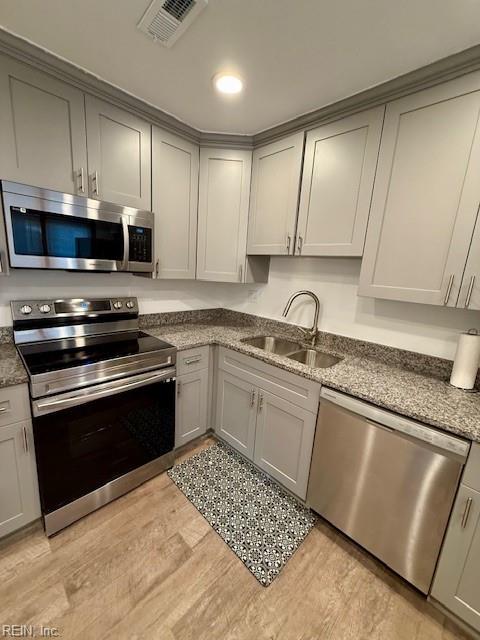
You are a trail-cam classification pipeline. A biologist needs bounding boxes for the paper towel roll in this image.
[450,329,480,390]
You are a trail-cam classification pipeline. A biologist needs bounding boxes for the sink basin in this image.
[240,335,302,355]
[288,349,342,369]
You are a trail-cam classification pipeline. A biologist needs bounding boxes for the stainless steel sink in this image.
[240,335,302,355]
[287,349,342,368]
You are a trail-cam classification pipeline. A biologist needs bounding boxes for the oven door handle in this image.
[33,368,176,416]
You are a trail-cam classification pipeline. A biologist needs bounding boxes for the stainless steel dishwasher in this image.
[307,388,470,594]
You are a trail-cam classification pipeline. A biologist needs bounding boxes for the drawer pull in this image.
[184,356,202,365]
[0,406,7,413]
[461,497,473,528]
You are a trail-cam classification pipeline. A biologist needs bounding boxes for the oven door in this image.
[3,191,126,271]
[31,368,176,518]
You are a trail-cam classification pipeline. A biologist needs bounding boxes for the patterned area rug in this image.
[168,441,317,586]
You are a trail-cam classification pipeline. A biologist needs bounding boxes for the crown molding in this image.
[253,44,480,146]
[1,27,480,150]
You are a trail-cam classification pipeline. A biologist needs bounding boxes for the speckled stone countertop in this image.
[145,319,480,444]
[0,341,28,388]
[1,308,479,444]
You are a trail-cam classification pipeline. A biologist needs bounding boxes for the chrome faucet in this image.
[282,290,320,346]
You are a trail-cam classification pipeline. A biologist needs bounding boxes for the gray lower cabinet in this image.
[215,348,320,499]
[0,54,88,195]
[215,369,257,458]
[85,95,151,209]
[431,484,480,633]
[175,346,210,447]
[253,389,317,498]
[359,72,480,306]
[0,383,40,538]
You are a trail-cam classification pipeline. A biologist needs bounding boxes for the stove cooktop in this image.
[18,331,173,376]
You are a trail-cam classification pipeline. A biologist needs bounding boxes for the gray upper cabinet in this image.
[197,147,252,282]
[359,74,480,306]
[152,127,199,279]
[0,55,88,195]
[247,132,304,255]
[458,213,480,310]
[296,107,384,256]
[85,96,151,209]
[431,444,480,634]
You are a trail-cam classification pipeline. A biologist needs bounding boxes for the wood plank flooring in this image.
[0,437,469,639]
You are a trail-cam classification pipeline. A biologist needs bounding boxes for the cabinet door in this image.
[247,133,304,255]
[152,127,199,279]
[458,213,480,310]
[297,107,384,256]
[0,55,87,195]
[0,420,40,538]
[85,96,151,209]
[359,78,480,306]
[253,390,316,499]
[175,368,208,448]
[431,485,480,632]
[215,370,257,459]
[197,148,252,282]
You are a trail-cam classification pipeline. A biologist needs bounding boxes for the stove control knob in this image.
[113,301,123,310]
[39,304,51,314]
[126,300,135,309]
[20,304,32,315]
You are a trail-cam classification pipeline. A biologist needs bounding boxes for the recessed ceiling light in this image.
[213,73,243,95]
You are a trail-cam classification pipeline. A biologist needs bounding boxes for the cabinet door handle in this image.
[92,171,99,196]
[286,234,291,254]
[184,356,201,365]
[238,264,243,282]
[78,167,85,193]
[444,274,454,305]
[22,426,29,453]
[297,235,303,255]
[0,253,3,274]
[177,381,182,397]
[250,389,256,407]
[465,275,476,308]
[0,406,7,413]
[258,392,264,412]
[461,497,473,528]
[155,259,159,277]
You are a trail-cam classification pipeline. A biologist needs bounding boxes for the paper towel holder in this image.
[449,328,480,392]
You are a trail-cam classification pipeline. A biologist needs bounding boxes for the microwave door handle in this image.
[122,217,129,270]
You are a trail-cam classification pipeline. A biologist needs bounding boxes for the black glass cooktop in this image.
[18,331,174,376]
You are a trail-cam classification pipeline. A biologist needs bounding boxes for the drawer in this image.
[0,384,31,427]
[177,346,210,376]
[217,347,320,413]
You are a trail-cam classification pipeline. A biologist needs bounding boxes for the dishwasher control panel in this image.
[320,388,470,458]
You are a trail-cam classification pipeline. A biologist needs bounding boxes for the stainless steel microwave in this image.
[0,181,154,273]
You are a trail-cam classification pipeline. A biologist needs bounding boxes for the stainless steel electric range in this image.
[12,297,177,536]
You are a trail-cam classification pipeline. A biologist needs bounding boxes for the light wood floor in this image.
[0,437,469,640]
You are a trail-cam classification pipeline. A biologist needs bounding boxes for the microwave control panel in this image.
[128,226,152,263]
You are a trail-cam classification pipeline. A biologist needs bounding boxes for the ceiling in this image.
[1,0,480,135]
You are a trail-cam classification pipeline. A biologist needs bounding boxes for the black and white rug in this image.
[168,441,317,586]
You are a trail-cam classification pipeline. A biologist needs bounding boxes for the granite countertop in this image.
[146,322,480,444]
[1,317,479,444]
[0,341,28,388]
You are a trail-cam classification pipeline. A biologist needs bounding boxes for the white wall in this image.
[224,257,480,360]
[0,270,230,326]
[2,258,479,360]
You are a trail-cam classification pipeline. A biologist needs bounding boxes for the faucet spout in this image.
[282,290,320,346]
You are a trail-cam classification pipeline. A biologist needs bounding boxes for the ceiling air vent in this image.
[137,0,207,47]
